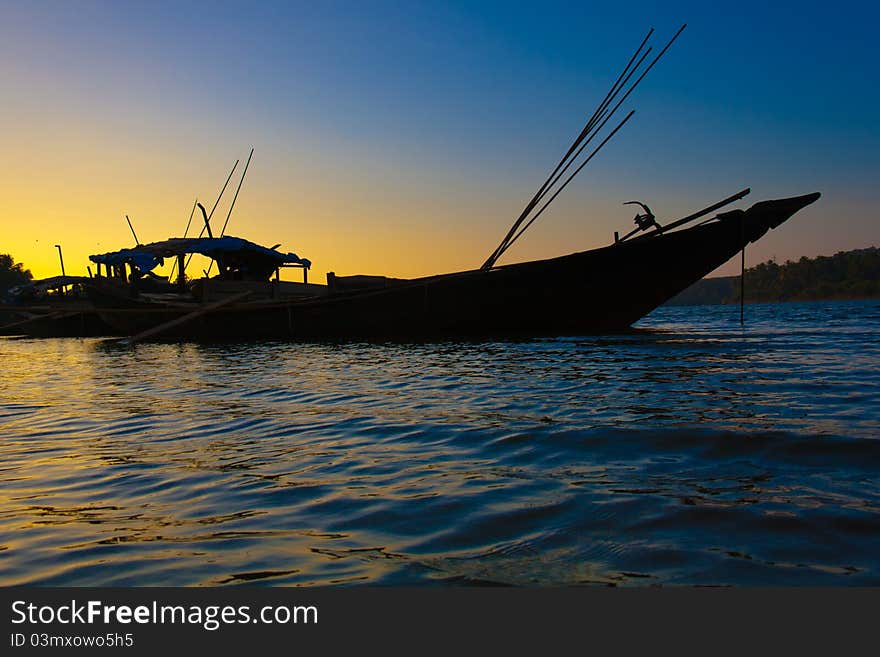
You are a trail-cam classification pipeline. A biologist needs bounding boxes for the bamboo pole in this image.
[183,160,239,275]
[483,25,686,269]
[531,46,652,208]
[205,148,255,276]
[0,311,71,332]
[124,291,251,344]
[220,148,254,238]
[481,28,655,270]
[503,110,637,254]
[125,215,140,245]
[623,188,751,243]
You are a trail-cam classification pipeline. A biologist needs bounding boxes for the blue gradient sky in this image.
[1,0,877,279]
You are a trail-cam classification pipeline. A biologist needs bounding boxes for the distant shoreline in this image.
[669,294,879,307]
[666,247,879,306]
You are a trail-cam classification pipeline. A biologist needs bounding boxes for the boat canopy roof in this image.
[89,236,311,273]
[7,275,91,297]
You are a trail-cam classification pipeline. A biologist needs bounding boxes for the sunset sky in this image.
[1,1,877,282]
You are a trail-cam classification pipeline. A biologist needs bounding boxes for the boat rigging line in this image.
[182,159,240,276]
[481,24,686,270]
[200,159,239,237]
[530,22,686,221]
[125,215,141,246]
[481,27,654,271]
[181,198,199,239]
[220,148,254,239]
[503,111,636,255]
[531,30,654,211]
[205,148,256,276]
[532,45,653,209]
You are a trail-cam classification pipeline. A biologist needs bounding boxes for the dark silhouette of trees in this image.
[738,248,880,302]
[668,247,880,305]
[0,254,33,294]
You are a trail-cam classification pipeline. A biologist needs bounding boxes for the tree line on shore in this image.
[668,247,880,305]
[0,254,32,295]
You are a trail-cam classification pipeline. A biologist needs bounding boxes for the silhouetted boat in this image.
[0,276,113,337]
[84,192,820,341]
[83,26,821,342]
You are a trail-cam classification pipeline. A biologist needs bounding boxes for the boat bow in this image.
[744,191,821,234]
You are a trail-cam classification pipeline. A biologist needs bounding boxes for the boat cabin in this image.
[89,236,319,300]
[90,237,310,283]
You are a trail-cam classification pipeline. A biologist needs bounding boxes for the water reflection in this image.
[0,300,878,585]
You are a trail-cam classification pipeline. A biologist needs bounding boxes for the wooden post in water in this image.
[740,214,745,325]
[740,246,745,325]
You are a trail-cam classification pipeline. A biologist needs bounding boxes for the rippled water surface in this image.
[1,300,878,586]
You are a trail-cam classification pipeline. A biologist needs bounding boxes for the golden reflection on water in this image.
[1,301,879,585]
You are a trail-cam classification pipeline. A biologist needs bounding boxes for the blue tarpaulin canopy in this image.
[89,236,310,273]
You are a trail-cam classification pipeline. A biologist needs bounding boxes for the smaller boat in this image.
[0,276,112,337]
[85,235,323,340]
[87,235,317,298]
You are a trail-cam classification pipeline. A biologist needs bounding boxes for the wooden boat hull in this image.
[87,193,820,340]
[0,305,113,338]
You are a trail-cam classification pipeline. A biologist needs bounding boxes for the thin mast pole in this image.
[207,148,255,277]
[182,198,199,238]
[183,160,240,276]
[220,148,254,238]
[625,188,751,242]
[530,27,654,207]
[483,24,685,270]
[532,45,653,209]
[488,45,652,268]
[54,244,65,277]
[169,198,198,282]
[203,160,239,232]
[536,23,686,219]
[54,244,66,295]
[502,110,636,256]
[482,28,655,270]
[125,215,140,245]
